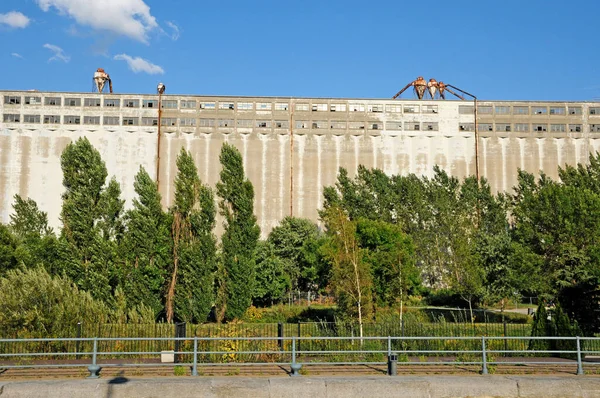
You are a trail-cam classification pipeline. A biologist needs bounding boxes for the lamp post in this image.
[156,82,166,187]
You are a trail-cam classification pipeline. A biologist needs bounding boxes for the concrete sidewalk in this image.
[1,375,600,398]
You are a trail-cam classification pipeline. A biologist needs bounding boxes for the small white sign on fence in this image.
[161,350,175,363]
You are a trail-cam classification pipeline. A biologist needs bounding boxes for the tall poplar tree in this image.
[120,166,171,316]
[166,149,216,323]
[216,143,260,321]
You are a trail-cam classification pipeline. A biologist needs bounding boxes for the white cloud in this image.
[0,11,31,28]
[36,0,158,43]
[165,21,179,41]
[11,52,23,59]
[43,44,70,63]
[114,54,164,75]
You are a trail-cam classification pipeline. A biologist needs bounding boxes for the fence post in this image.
[503,318,508,357]
[290,336,302,376]
[87,337,101,379]
[175,322,186,364]
[75,322,82,359]
[278,323,284,350]
[481,336,488,375]
[387,336,398,376]
[576,336,584,375]
[192,337,198,376]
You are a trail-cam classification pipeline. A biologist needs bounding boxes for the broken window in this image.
[218,119,233,127]
[125,99,140,108]
[45,97,61,106]
[237,119,253,128]
[23,114,40,123]
[513,106,529,115]
[162,100,178,109]
[142,117,158,126]
[515,123,529,132]
[64,115,80,124]
[3,114,20,122]
[122,117,139,126]
[180,100,196,109]
[199,102,215,110]
[331,104,347,112]
[256,120,272,128]
[275,103,289,111]
[83,116,100,125]
[495,123,511,132]
[295,104,309,112]
[424,122,438,131]
[161,118,177,126]
[423,105,438,114]
[495,106,510,115]
[569,124,582,132]
[311,120,327,129]
[143,100,158,108]
[350,104,365,112]
[591,124,600,132]
[368,104,384,113]
[590,108,600,115]
[237,102,253,110]
[199,118,215,127]
[568,107,582,115]
[84,98,101,107]
[312,103,327,112]
[65,98,81,107]
[330,121,347,129]
[405,122,421,131]
[386,121,402,130]
[256,102,272,111]
[403,105,419,113]
[4,96,21,105]
[349,121,365,130]
[369,121,382,130]
[103,116,119,125]
[549,107,565,115]
[24,96,41,105]
[478,123,493,132]
[533,124,548,132]
[386,104,402,113]
[532,107,547,115]
[104,99,120,107]
[550,124,566,132]
[180,118,196,126]
[478,106,493,114]
[459,123,475,131]
[44,115,60,124]
[295,120,309,129]
[275,120,289,129]
[219,102,235,110]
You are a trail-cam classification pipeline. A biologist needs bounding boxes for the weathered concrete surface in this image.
[1,376,600,398]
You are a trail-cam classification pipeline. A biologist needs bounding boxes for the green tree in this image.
[9,194,52,238]
[166,149,216,323]
[253,241,291,306]
[0,224,18,275]
[321,206,373,338]
[60,137,114,302]
[267,216,321,292]
[216,143,260,321]
[119,167,171,317]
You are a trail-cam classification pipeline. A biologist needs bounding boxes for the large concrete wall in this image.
[2,92,599,237]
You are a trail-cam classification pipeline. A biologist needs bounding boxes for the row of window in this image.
[472,123,596,133]
[465,105,600,116]
[2,113,159,126]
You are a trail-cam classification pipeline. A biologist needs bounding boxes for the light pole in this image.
[156,82,166,187]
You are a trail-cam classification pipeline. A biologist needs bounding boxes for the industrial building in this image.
[2,81,600,235]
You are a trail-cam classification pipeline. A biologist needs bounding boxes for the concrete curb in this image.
[1,376,600,397]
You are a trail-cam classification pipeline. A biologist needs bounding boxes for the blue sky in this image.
[1,0,599,101]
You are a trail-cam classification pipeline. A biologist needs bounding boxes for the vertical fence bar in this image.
[290,336,302,376]
[481,336,488,375]
[87,337,101,379]
[192,337,198,376]
[576,337,584,375]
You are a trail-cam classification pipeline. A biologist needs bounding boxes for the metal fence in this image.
[1,335,599,378]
